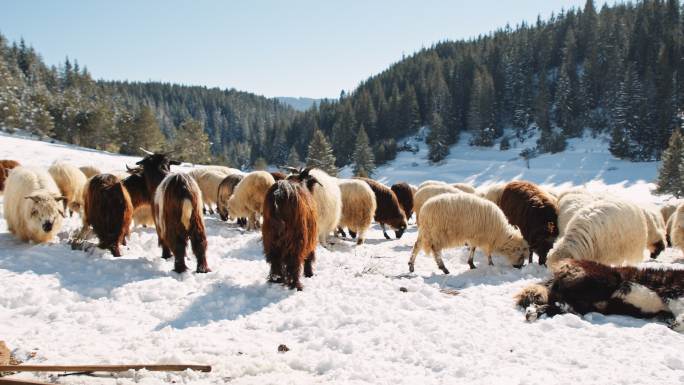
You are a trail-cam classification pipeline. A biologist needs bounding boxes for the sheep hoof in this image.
[440,267,450,274]
[356,238,364,245]
[468,263,477,270]
[408,263,415,273]
[349,230,357,239]
[173,264,188,274]
[383,232,391,240]
[196,265,211,273]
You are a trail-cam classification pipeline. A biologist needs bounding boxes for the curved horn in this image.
[139,147,154,155]
[281,166,300,173]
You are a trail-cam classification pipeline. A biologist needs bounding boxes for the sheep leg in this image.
[304,251,315,278]
[191,230,210,273]
[381,223,391,240]
[408,241,420,272]
[431,247,450,274]
[349,230,357,239]
[208,205,215,215]
[336,227,347,238]
[488,254,494,266]
[161,245,172,260]
[172,239,188,273]
[356,230,364,245]
[467,247,477,269]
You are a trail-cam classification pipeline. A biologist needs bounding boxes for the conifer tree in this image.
[656,128,684,196]
[286,145,302,167]
[120,106,165,155]
[169,118,212,164]
[352,125,375,177]
[306,129,337,176]
[427,112,449,163]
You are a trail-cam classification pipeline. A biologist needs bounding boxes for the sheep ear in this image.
[24,195,40,203]
[54,196,67,202]
[58,209,66,218]
[170,160,181,166]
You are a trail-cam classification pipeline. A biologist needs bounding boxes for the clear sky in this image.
[1,0,612,99]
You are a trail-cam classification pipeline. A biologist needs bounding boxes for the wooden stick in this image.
[0,364,211,373]
[0,378,54,385]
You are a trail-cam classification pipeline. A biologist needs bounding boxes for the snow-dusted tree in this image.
[656,128,684,196]
[468,68,496,147]
[306,129,337,176]
[428,112,450,163]
[352,125,375,177]
[286,145,302,168]
[169,118,212,164]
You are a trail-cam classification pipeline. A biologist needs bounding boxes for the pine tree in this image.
[656,128,684,196]
[286,145,302,167]
[306,129,337,176]
[120,106,165,155]
[468,68,496,146]
[427,112,449,163]
[352,125,375,177]
[169,118,212,164]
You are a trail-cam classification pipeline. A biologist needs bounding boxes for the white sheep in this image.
[409,193,530,273]
[547,198,648,268]
[557,191,596,236]
[79,165,101,179]
[450,183,476,194]
[641,204,667,259]
[4,167,66,243]
[660,201,680,224]
[337,179,376,245]
[48,161,88,217]
[189,167,241,214]
[476,183,506,206]
[413,184,462,225]
[670,202,684,254]
[306,169,342,245]
[226,171,276,230]
[418,180,446,189]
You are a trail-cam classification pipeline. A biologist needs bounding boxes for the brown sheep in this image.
[270,171,286,181]
[122,167,154,228]
[499,181,559,265]
[356,177,407,239]
[0,160,20,194]
[262,179,318,290]
[391,182,414,221]
[82,174,133,257]
[216,173,246,225]
[0,160,20,170]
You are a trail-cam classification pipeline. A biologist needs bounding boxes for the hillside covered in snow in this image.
[0,133,683,385]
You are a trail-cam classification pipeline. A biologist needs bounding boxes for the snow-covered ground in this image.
[1,132,683,385]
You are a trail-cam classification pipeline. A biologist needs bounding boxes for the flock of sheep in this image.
[0,152,682,332]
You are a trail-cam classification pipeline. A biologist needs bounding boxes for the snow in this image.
[1,132,683,385]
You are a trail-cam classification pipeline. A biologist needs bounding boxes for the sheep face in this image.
[649,240,665,259]
[394,222,407,239]
[135,154,180,175]
[25,194,65,237]
[499,233,530,268]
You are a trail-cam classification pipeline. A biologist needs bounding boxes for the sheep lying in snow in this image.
[337,179,376,244]
[79,165,101,179]
[547,198,648,268]
[409,193,530,273]
[226,171,276,230]
[288,168,342,245]
[413,184,462,225]
[499,181,559,265]
[48,161,88,217]
[516,259,684,332]
[4,167,66,243]
[390,182,414,221]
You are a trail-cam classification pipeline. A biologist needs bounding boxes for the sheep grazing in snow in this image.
[641,204,666,259]
[669,202,684,254]
[499,181,559,265]
[337,179,376,244]
[515,259,684,332]
[81,173,133,256]
[356,177,407,239]
[288,168,342,245]
[476,183,506,206]
[450,183,476,194]
[413,184,462,225]
[262,179,318,290]
[661,202,679,224]
[4,167,66,243]
[390,182,414,221]
[226,171,276,231]
[217,173,246,225]
[135,152,211,273]
[79,165,101,179]
[409,193,530,273]
[48,161,88,217]
[189,167,240,214]
[0,160,20,194]
[547,198,648,269]
[557,191,597,236]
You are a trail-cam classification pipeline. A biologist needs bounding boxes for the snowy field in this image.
[1,132,684,385]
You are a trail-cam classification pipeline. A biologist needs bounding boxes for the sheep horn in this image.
[139,147,154,155]
[281,166,300,173]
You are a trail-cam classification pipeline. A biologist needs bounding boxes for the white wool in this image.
[48,161,88,215]
[338,179,376,244]
[226,171,275,230]
[4,167,64,243]
[308,169,342,244]
[548,197,648,268]
[413,184,461,225]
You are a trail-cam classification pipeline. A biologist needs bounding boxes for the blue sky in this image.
[1,1,611,98]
